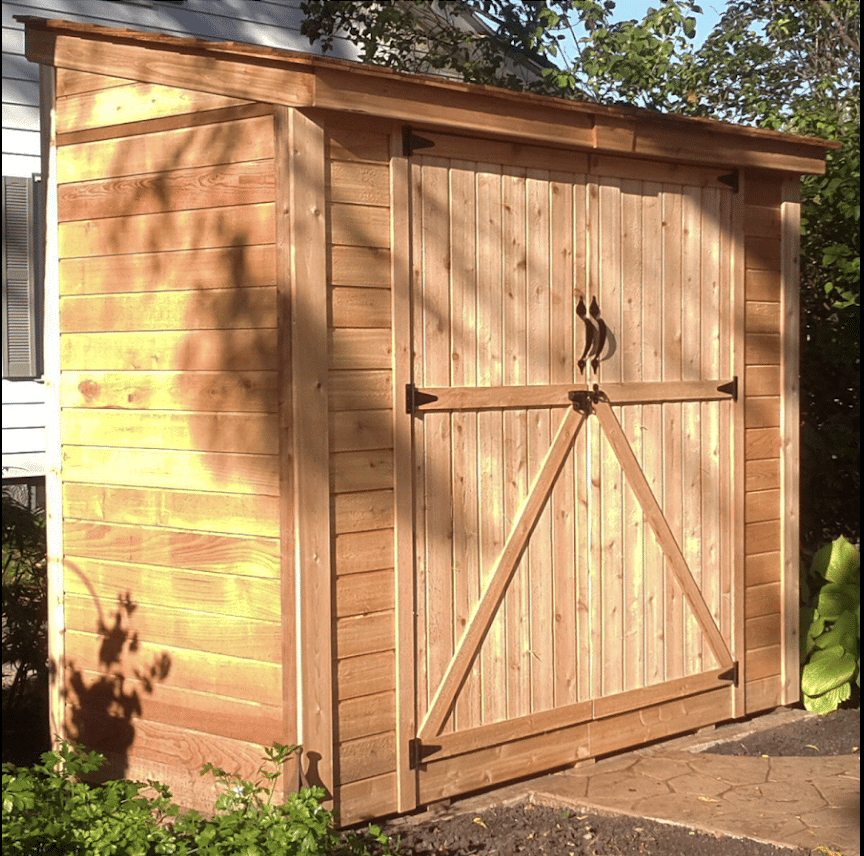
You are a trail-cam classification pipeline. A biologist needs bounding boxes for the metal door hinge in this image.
[717,377,738,401]
[408,738,440,769]
[718,170,739,193]
[406,383,439,414]
[403,126,435,157]
[719,661,739,686]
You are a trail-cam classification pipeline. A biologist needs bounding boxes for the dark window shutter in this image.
[2,176,42,379]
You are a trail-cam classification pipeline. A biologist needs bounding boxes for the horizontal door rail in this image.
[413,666,734,766]
[409,379,736,413]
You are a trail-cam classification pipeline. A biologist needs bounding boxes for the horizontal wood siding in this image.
[55,68,283,805]
[325,116,397,820]
[742,172,783,711]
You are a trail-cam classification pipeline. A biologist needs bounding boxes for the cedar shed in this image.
[23,16,834,824]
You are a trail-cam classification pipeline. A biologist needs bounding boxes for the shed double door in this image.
[400,140,739,798]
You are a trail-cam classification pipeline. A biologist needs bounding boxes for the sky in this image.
[608,0,723,48]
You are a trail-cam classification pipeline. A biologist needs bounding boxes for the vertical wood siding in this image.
[408,145,736,793]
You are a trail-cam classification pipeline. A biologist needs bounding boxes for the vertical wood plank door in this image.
[399,137,740,805]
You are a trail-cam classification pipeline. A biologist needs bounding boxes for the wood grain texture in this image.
[59,161,275,222]
[328,161,389,206]
[62,483,280,538]
[60,244,276,295]
[336,611,394,659]
[65,668,282,745]
[62,409,277,455]
[330,287,391,329]
[61,329,278,372]
[329,330,392,370]
[332,490,394,534]
[41,65,66,750]
[334,530,394,575]
[57,81,251,133]
[330,410,393,453]
[745,582,781,619]
[61,287,276,333]
[338,732,397,785]
[59,201,274,258]
[337,690,395,742]
[65,593,281,663]
[329,371,392,412]
[61,370,278,413]
[287,109,333,796]
[779,178,801,706]
[331,246,390,288]
[57,114,274,184]
[62,445,279,495]
[329,203,390,249]
[335,570,394,619]
[337,773,397,825]
[64,556,282,622]
[64,630,281,705]
[337,651,396,701]
[64,520,279,578]
[331,450,394,494]
[29,27,314,111]
[56,68,131,97]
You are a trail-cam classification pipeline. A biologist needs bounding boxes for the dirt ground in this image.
[384,708,860,856]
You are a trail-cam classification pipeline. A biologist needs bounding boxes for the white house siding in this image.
[1,0,360,485]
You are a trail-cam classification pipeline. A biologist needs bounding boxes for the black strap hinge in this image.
[402,126,435,157]
[406,383,439,414]
[717,376,738,401]
[408,738,441,769]
[719,661,739,687]
[718,170,739,193]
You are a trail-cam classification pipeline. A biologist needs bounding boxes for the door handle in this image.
[590,296,607,373]
[576,296,594,375]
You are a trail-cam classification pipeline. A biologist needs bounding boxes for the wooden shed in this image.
[22,15,834,824]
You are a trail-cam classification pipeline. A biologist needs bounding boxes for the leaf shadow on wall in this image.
[64,562,171,781]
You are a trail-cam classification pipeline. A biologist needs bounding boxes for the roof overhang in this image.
[19,15,838,174]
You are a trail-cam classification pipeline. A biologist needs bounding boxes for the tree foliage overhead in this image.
[302,0,860,545]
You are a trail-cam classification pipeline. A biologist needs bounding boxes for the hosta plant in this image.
[800,536,860,713]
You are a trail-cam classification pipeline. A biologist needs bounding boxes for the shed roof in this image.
[20,15,837,174]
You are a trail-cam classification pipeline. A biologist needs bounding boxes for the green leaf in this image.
[817,583,860,620]
[802,645,857,696]
[812,610,859,652]
[822,536,861,585]
[803,681,852,714]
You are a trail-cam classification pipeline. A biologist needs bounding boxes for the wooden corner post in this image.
[779,178,801,705]
[40,62,65,750]
[390,129,418,812]
[279,106,333,799]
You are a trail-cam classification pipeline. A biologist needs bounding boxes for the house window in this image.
[2,175,42,379]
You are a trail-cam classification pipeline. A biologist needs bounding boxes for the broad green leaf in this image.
[802,646,856,696]
[812,610,858,652]
[803,681,852,714]
[823,536,861,585]
[817,583,860,619]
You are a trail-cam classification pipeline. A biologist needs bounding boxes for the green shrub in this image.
[800,536,860,713]
[2,741,395,855]
[1,492,48,716]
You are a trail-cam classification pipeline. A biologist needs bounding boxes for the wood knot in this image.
[78,379,99,401]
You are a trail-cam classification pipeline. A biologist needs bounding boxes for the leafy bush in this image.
[1,491,48,716]
[800,536,860,713]
[2,741,395,855]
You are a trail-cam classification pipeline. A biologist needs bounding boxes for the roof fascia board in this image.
[21,16,833,174]
[24,23,315,109]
